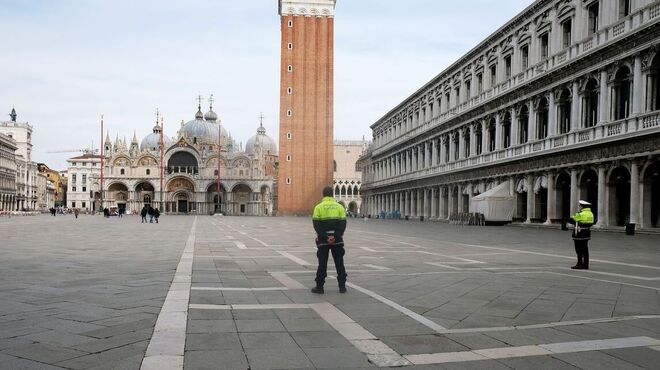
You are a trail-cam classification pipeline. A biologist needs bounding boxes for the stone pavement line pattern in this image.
[404,336,660,365]
[140,217,197,370]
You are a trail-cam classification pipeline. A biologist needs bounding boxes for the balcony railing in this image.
[364,111,660,190]
[371,2,659,157]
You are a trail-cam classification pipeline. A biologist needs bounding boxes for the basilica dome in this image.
[140,125,172,152]
[246,123,278,156]
[180,105,232,148]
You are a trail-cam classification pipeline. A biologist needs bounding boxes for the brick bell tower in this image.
[277,0,336,215]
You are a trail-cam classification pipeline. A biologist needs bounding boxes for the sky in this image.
[0,0,531,170]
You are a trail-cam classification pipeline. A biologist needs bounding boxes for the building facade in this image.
[360,0,660,230]
[98,102,277,216]
[277,0,336,215]
[0,133,17,211]
[0,108,38,210]
[66,153,102,212]
[333,140,368,214]
[38,163,66,207]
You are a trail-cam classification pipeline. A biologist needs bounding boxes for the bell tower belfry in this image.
[277,0,336,215]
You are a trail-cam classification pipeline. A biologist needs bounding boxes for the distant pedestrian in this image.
[74,208,79,219]
[567,200,594,270]
[141,206,148,223]
[311,186,348,294]
[103,208,109,218]
[118,208,123,218]
[148,205,155,223]
[154,208,160,223]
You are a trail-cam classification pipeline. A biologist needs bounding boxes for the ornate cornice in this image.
[279,0,336,17]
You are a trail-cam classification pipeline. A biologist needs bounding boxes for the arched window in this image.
[502,113,512,148]
[613,66,632,120]
[120,169,125,175]
[557,88,572,134]
[333,160,337,172]
[582,79,599,127]
[537,97,549,139]
[648,55,660,111]
[341,185,346,196]
[488,120,496,152]
[464,128,471,157]
[475,128,483,154]
[335,185,340,196]
[347,186,353,197]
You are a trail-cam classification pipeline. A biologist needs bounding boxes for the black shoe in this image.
[339,286,347,293]
[571,265,582,269]
[311,286,324,294]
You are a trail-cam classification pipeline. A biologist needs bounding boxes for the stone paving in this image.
[1,214,660,369]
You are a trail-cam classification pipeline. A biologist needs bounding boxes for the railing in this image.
[370,3,660,158]
[166,166,199,176]
[364,112,660,189]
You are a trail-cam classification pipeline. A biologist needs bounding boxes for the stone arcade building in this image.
[359,0,660,230]
[100,102,278,216]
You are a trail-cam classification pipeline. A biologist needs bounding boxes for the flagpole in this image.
[100,115,104,213]
[160,116,164,213]
[217,121,221,214]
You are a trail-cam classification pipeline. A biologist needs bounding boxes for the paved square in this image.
[1,214,659,369]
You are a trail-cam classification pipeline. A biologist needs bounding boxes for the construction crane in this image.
[46,148,99,154]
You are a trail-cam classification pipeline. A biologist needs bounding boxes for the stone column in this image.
[458,129,465,159]
[629,161,640,225]
[548,92,557,136]
[439,138,446,164]
[633,55,643,115]
[423,188,429,218]
[596,165,607,227]
[526,175,534,223]
[481,121,489,153]
[528,101,537,141]
[511,107,519,146]
[457,184,464,213]
[431,187,437,219]
[545,171,556,225]
[417,188,423,218]
[447,187,454,220]
[495,113,502,150]
[599,69,608,124]
[424,142,430,168]
[570,168,579,216]
[432,139,438,165]
[571,80,580,131]
[469,125,477,156]
[439,187,446,219]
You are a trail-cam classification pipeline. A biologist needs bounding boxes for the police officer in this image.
[567,200,594,269]
[311,186,348,294]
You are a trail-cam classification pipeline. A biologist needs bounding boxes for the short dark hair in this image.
[322,186,333,197]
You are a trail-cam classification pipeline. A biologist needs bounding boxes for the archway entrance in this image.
[534,176,548,222]
[642,161,660,228]
[515,179,528,222]
[579,169,598,223]
[556,172,571,220]
[608,166,631,226]
[348,201,358,215]
[207,183,227,214]
[232,184,252,215]
[167,177,195,214]
[108,182,129,214]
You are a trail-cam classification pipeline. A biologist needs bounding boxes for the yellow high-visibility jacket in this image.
[312,196,347,247]
[568,207,594,240]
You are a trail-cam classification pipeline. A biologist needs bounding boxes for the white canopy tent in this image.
[470,180,514,222]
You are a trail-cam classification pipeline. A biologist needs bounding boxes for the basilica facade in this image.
[359,0,660,231]
[99,102,278,216]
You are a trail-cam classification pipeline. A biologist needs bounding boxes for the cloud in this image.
[0,0,530,169]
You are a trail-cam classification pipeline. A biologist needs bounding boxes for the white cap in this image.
[579,200,591,206]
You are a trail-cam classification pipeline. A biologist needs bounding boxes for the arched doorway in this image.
[608,166,631,226]
[534,176,548,222]
[348,201,358,215]
[579,169,598,223]
[108,182,129,214]
[451,186,459,216]
[167,177,195,214]
[555,172,571,220]
[642,161,660,228]
[232,184,252,215]
[135,182,155,212]
[207,183,227,214]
